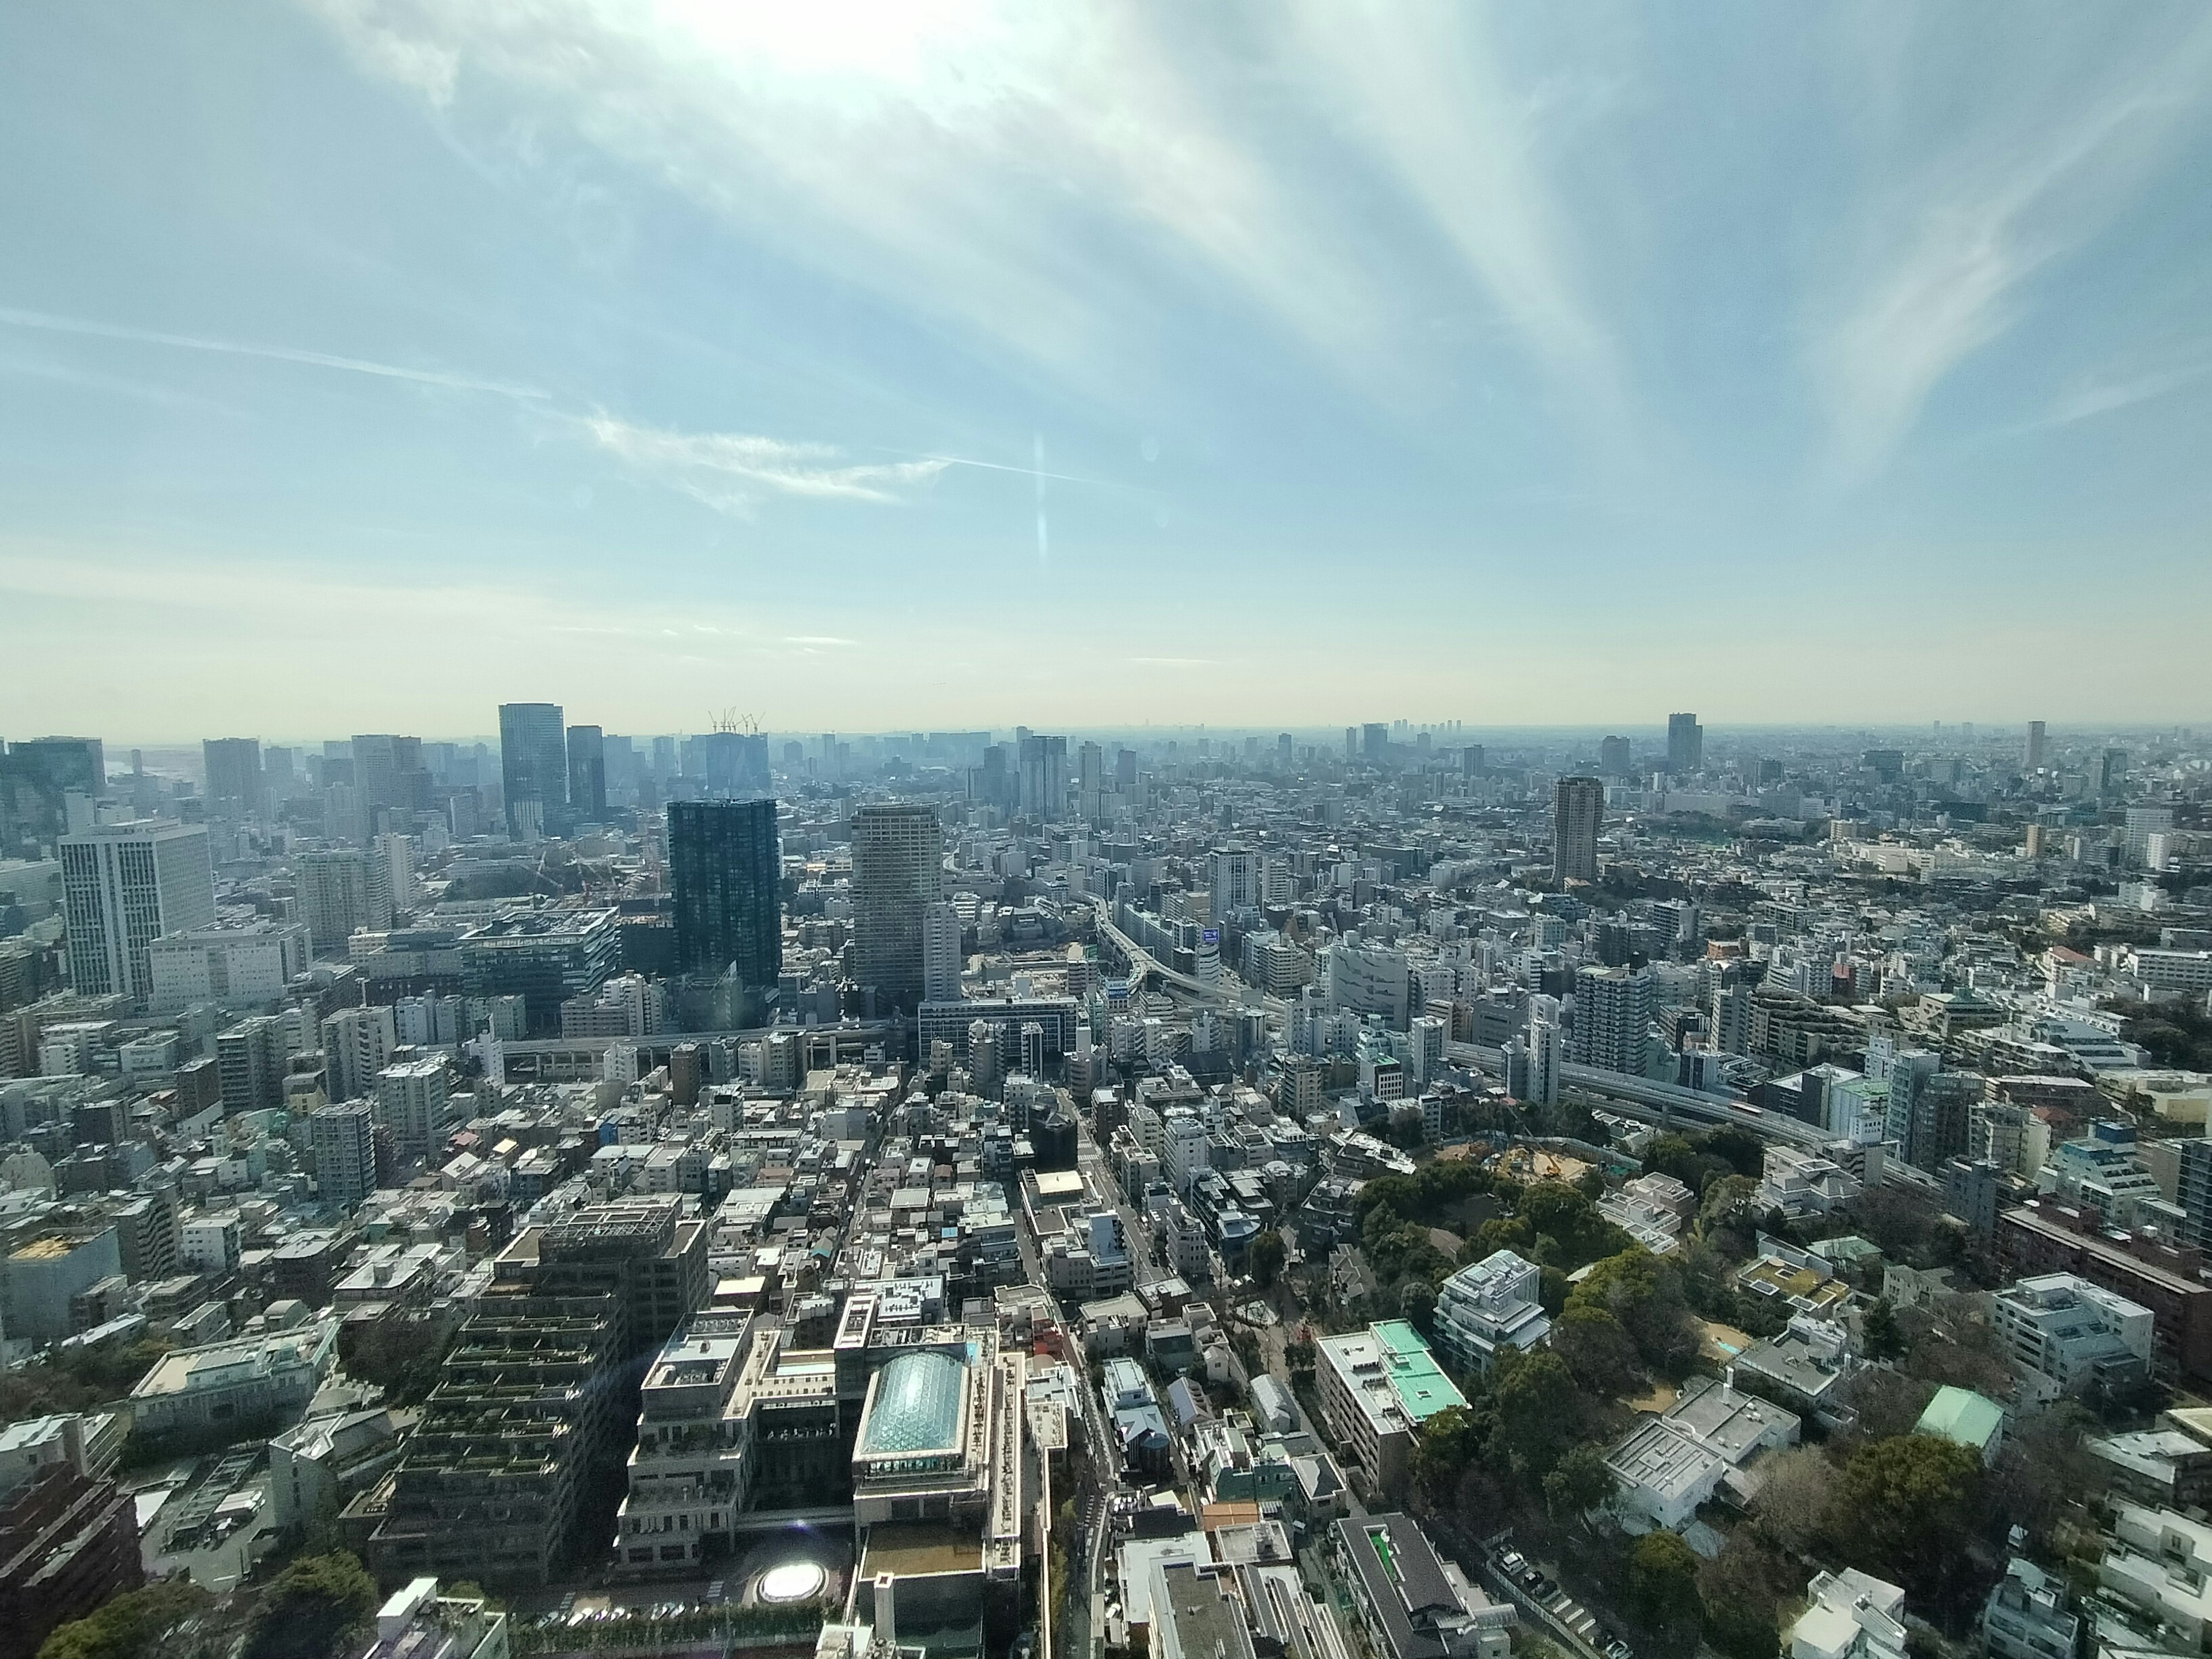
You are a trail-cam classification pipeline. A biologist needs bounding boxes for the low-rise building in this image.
[2101,1504,2212,1649]
[1992,1274,2153,1403]
[128,1319,340,1437]
[1733,1315,1858,1421]
[1313,1321,1466,1492]
[350,1577,509,1659]
[1790,1569,1907,1659]
[1983,1555,2078,1659]
[1430,1251,1550,1376]
[1331,1513,1513,1659]
[1605,1375,1800,1532]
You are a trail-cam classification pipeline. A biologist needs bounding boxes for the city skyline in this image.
[5,4,2212,732]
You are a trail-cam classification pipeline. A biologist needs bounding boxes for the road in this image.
[1090,897,1285,1016]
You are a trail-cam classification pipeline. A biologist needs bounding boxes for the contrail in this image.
[0,305,548,400]
[1034,431,1049,570]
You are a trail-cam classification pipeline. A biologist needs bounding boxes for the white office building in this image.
[59,820,217,1005]
[147,921,310,1012]
[1431,1250,1551,1374]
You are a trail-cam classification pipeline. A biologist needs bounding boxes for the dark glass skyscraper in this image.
[566,725,607,817]
[497,702,566,839]
[668,798,782,984]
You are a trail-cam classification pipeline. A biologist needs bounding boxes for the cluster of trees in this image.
[0,1338,171,1425]
[37,1552,377,1659]
[2106,997,2212,1072]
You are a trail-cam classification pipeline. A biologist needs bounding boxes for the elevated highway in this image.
[1443,1039,1939,1191]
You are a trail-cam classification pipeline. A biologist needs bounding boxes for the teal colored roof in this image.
[1916,1385,2003,1450]
[1371,1320,1467,1423]
[859,1350,965,1455]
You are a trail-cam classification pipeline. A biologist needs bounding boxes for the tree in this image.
[39,1581,210,1659]
[1750,1445,1836,1557]
[1413,1405,1482,1506]
[1698,1533,1802,1659]
[244,1552,378,1659]
[1399,1280,1438,1338]
[1832,1434,1982,1591]
[1570,1248,1699,1378]
[1626,1529,1705,1635]
[1698,1175,1760,1236]
[1543,1442,1618,1525]
[1861,1298,1906,1362]
[1551,1305,1642,1398]
[1489,1348,1585,1478]
[1249,1230,1286,1291]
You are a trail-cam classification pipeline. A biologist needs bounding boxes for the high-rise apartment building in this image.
[59,820,217,1005]
[297,848,394,957]
[851,803,944,1009]
[1571,964,1654,1075]
[922,900,964,1004]
[1552,776,1604,885]
[1666,713,1703,775]
[497,702,567,840]
[2025,721,2047,771]
[202,738,263,816]
[322,1005,397,1104]
[566,725,606,817]
[1210,845,1260,918]
[310,1101,377,1207]
[667,799,782,984]
[374,1058,452,1163]
[217,1015,291,1113]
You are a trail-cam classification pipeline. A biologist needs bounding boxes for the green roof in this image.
[859,1350,965,1455]
[1371,1320,1467,1423]
[1915,1385,2003,1451]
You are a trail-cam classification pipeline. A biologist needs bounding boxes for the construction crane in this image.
[709,708,760,736]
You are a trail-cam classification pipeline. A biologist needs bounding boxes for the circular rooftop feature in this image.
[858,1349,964,1456]
[758,1562,827,1604]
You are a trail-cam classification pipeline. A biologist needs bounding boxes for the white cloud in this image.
[2029,358,2212,430]
[0,305,543,400]
[1288,2,1625,425]
[1808,13,2212,482]
[582,415,948,513]
[296,1,1407,397]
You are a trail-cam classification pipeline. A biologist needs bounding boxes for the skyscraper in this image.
[1077,741,1104,823]
[202,738,263,816]
[1571,964,1654,1075]
[850,802,944,1009]
[1,737,105,856]
[59,820,217,1005]
[1597,736,1631,778]
[1552,776,1604,885]
[1018,734,1067,820]
[566,725,607,817]
[2025,720,2047,771]
[667,798,782,984]
[297,847,395,957]
[353,734,427,828]
[1666,713,1703,775]
[497,702,567,840]
[922,900,963,1003]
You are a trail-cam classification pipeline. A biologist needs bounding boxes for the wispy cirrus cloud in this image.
[0,305,544,400]
[1290,2,1626,428]
[2027,358,2212,431]
[582,415,948,514]
[1808,12,2212,483]
[296,1,1412,399]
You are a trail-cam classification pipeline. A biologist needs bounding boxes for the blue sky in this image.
[3,2,2210,738]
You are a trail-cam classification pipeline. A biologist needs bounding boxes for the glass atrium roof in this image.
[858,1349,965,1456]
